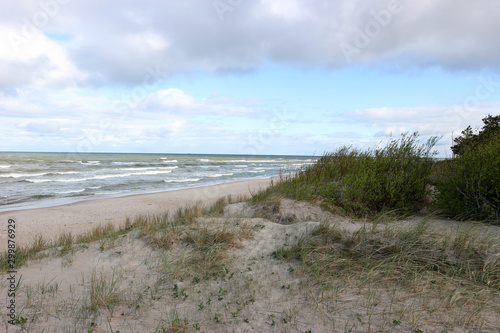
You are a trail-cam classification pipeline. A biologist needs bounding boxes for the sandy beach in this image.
[1,175,499,332]
[0,178,274,247]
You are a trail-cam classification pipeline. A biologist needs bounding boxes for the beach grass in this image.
[250,132,439,219]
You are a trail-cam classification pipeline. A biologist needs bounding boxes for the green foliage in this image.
[451,114,500,156]
[435,129,499,222]
[261,132,438,218]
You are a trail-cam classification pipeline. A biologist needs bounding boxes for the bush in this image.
[329,133,438,216]
[266,132,438,218]
[435,130,499,222]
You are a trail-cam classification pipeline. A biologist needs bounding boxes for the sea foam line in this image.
[27,170,174,183]
[164,178,201,183]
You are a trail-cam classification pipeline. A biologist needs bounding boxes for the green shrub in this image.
[435,131,499,222]
[263,132,438,218]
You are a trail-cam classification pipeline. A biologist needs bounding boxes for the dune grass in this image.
[0,197,235,274]
[252,132,439,219]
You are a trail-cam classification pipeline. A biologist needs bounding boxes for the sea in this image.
[0,152,315,212]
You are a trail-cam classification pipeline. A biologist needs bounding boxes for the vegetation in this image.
[0,122,498,331]
[436,115,499,222]
[276,219,499,290]
[451,114,500,156]
[253,132,438,218]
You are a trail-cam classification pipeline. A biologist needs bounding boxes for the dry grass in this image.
[1,194,499,332]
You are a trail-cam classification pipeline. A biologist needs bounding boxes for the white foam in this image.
[198,159,210,162]
[53,171,79,175]
[164,178,201,183]
[26,179,52,183]
[56,188,85,194]
[162,159,178,163]
[118,166,177,171]
[80,160,100,165]
[207,173,233,178]
[1,172,48,178]
[29,170,174,183]
[112,162,136,165]
[0,165,11,169]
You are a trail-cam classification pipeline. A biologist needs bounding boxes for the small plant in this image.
[89,270,120,313]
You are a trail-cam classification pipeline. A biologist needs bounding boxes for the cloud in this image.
[346,103,499,156]
[0,25,84,89]
[3,0,499,87]
[144,89,258,115]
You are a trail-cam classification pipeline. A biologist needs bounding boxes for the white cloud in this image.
[2,0,498,87]
[144,89,257,115]
[346,103,498,156]
[0,25,85,89]
[147,89,196,108]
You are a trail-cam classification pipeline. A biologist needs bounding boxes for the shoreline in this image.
[0,177,275,247]
[0,176,275,213]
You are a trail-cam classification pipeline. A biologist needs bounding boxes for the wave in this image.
[80,160,100,165]
[164,178,201,183]
[1,171,78,179]
[56,188,86,194]
[207,173,233,178]
[234,165,248,168]
[25,178,52,183]
[198,159,210,162]
[118,166,177,171]
[112,162,136,165]
[58,160,80,163]
[1,172,48,178]
[162,159,178,163]
[0,165,11,169]
[26,170,174,183]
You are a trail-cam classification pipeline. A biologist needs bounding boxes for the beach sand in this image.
[0,178,273,247]
[1,178,499,332]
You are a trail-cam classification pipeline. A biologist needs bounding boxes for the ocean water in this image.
[0,152,315,212]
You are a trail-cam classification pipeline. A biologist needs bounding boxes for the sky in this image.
[1,0,499,157]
